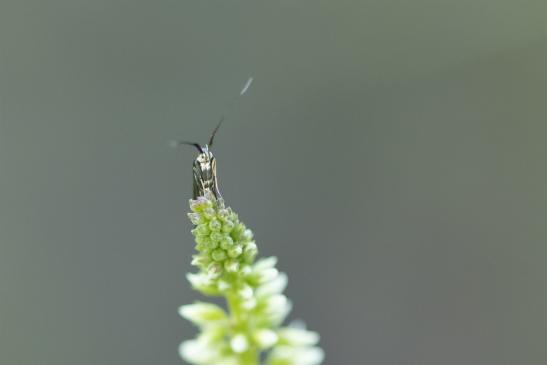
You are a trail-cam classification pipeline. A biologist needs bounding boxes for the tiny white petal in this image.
[242,229,254,240]
[187,272,204,285]
[267,345,324,365]
[238,285,253,300]
[187,212,202,224]
[186,273,218,295]
[217,280,231,291]
[267,294,288,309]
[179,302,227,326]
[278,327,320,346]
[256,272,288,297]
[179,339,218,363]
[265,295,292,324]
[241,265,252,275]
[254,328,278,348]
[230,334,249,353]
[254,257,277,271]
[258,267,279,283]
[295,347,325,365]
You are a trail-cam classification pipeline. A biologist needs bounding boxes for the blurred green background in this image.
[1,1,547,364]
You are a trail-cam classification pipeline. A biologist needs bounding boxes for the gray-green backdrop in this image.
[1,1,547,364]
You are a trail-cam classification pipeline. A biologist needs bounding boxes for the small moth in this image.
[171,77,253,200]
[171,123,223,200]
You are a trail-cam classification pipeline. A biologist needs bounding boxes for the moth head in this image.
[195,145,215,168]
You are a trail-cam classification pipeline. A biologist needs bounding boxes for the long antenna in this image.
[170,77,254,150]
[240,77,253,96]
[169,140,203,153]
[208,118,223,147]
[207,77,253,146]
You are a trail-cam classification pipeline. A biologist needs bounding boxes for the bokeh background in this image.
[1,1,547,364]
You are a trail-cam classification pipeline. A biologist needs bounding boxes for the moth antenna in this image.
[208,77,253,147]
[170,140,203,153]
[173,77,252,152]
[208,118,224,147]
[240,77,253,96]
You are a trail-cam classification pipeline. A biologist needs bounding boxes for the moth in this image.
[172,123,223,200]
[172,77,253,200]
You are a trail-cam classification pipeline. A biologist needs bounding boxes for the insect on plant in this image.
[171,77,254,200]
[173,76,323,365]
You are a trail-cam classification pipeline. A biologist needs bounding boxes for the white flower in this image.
[256,272,288,298]
[278,327,320,347]
[238,284,254,300]
[263,294,292,325]
[267,345,325,365]
[217,279,231,291]
[186,273,219,296]
[179,338,221,364]
[247,256,280,284]
[230,333,249,353]
[254,256,277,271]
[179,302,227,327]
[180,325,227,364]
[253,328,279,349]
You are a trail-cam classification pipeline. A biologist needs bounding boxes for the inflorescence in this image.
[179,191,324,365]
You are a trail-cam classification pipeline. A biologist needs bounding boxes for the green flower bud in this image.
[208,219,222,231]
[190,255,204,268]
[224,260,239,273]
[189,197,210,212]
[231,224,244,238]
[187,212,202,225]
[206,239,218,250]
[203,207,216,219]
[244,242,258,261]
[196,224,210,236]
[242,229,254,241]
[222,220,234,233]
[227,245,242,258]
[210,231,224,243]
[194,235,209,246]
[217,208,230,221]
[211,249,227,262]
[220,236,234,250]
[206,263,223,278]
